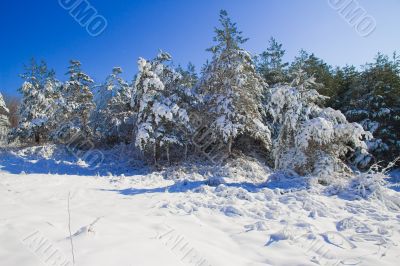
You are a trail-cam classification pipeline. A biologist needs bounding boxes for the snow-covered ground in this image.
[0,146,399,266]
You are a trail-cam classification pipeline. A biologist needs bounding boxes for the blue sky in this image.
[1,0,399,96]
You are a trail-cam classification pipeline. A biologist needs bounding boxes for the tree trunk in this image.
[35,132,40,144]
[153,144,157,165]
[228,138,232,155]
[166,145,170,166]
[184,143,188,161]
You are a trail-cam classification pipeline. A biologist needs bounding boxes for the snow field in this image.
[1,148,399,265]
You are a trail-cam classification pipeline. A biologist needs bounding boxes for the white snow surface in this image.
[0,146,399,266]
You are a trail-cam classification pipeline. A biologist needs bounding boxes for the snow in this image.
[0,92,9,114]
[1,146,399,266]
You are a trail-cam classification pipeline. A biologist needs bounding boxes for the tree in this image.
[94,67,134,143]
[329,65,360,109]
[265,69,372,181]
[336,53,400,165]
[256,37,289,86]
[53,60,95,142]
[0,93,8,115]
[132,52,192,163]
[290,50,335,97]
[3,94,20,128]
[199,10,271,156]
[206,10,249,55]
[176,62,198,89]
[0,92,10,143]
[13,59,60,144]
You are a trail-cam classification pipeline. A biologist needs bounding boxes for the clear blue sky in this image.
[1,0,399,96]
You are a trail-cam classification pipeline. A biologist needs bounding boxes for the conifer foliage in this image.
[256,37,289,87]
[336,53,400,165]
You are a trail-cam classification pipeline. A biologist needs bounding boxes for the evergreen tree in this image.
[94,67,134,143]
[176,62,198,89]
[256,37,289,86]
[265,69,371,181]
[337,53,400,165]
[53,60,95,142]
[329,65,360,109]
[13,59,60,144]
[290,50,335,97]
[199,10,271,155]
[0,93,9,116]
[2,95,20,128]
[206,10,249,54]
[0,92,10,143]
[132,52,192,163]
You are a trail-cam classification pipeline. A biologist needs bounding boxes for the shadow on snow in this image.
[0,148,150,177]
[101,177,309,196]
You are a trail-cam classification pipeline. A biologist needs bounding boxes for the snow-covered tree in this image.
[94,67,134,143]
[198,10,271,155]
[256,37,289,86]
[335,53,400,166]
[13,59,60,144]
[3,95,20,128]
[176,63,198,89]
[0,93,8,116]
[266,69,372,181]
[132,52,192,163]
[0,92,10,143]
[53,60,95,142]
[289,50,335,97]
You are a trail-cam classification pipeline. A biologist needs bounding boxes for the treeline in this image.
[256,40,400,166]
[2,10,399,179]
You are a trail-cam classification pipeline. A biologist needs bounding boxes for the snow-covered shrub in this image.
[349,158,400,206]
[265,69,372,181]
[221,155,272,183]
[132,52,193,163]
[350,171,387,200]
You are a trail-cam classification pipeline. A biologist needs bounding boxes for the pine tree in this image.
[175,63,200,158]
[132,52,192,163]
[94,67,134,143]
[13,59,60,144]
[0,93,9,116]
[0,92,10,143]
[2,95,20,128]
[337,53,400,165]
[329,65,360,109]
[53,60,96,142]
[256,37,289,86]
[176,62,198,89]
[266,68,372,181]
[289,50,335,97]
[199,10,271,155]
